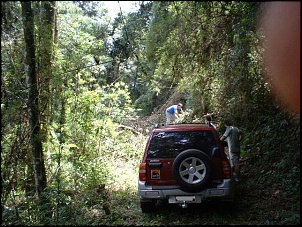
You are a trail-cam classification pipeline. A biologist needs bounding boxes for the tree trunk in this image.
[21,1,47,198]
[38,1,56,132]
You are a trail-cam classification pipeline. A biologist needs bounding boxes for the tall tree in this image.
[20,1,47,198]
[36,1,56,131]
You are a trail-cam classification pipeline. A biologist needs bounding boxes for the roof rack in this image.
[154,122,208,129]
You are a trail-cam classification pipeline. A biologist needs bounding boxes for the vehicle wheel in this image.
[172,149,211,193]
[140,200,156,213]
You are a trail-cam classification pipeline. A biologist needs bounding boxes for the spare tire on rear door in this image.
[172,149,211,193]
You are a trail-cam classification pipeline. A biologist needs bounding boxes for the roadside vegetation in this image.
[1,1,299,225]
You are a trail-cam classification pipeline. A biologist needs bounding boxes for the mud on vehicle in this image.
[138,123,235,213]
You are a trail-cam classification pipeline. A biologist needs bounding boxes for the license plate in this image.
[175,196,196,201]
[169,195,201,204]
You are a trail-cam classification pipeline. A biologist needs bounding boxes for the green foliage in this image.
[1,1,299,225]
[241,110,300,225]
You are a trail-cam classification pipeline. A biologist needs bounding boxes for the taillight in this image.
[222,160,232,179]
[139,163,147,181]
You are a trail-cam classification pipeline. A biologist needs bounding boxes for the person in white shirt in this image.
[165,103,183,125]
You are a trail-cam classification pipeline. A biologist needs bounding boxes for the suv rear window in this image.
[147,130,217,158]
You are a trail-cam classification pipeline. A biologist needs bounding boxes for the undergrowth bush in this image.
[242,109,300,225]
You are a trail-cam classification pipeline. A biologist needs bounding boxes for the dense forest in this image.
[1,1,300,225]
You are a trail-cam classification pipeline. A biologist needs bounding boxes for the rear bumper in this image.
[138,179,234,203]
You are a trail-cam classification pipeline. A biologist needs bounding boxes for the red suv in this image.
[138,123,235,213]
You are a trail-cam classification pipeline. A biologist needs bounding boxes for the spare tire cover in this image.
[172,149,211,193]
